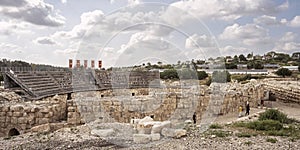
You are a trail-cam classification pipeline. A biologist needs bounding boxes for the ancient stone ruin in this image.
[0,68,271,143]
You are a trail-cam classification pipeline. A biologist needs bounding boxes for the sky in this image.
[0,0,299,68]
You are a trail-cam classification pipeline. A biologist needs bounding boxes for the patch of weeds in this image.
[3,136,11,140]
[259,109,292,124]
[247,120,283,131]
[244,141,252,146]
[209,130,232,138]
[209,124,223,129]
[236,132,252,138]
[231,122,248,128]
[266,138,277,143]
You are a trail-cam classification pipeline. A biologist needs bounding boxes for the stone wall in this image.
[0,92,67,137]
[0,80,267,137]
[67,80,265,125]
[263,79,300,104]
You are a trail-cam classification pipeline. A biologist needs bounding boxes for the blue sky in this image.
[0,0,299,68]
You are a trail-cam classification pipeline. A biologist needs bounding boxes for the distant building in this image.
[264,64,279,69]
[237,64,247,69]
[282,66,299,71]
[197,69,268,75]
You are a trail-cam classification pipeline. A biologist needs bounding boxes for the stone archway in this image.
[8,128,20,136]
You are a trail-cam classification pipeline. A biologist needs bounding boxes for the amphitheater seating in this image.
[5,69,160,99]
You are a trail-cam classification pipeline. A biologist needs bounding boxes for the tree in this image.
[247,53,253,59]
[275,68,292,78]
[239,54,247,62]
[160,69,178,79]
[197,71,208,80]
[212,70,231,83]
[233,55,239,63]
[225,63,237,69]
[247,61,264,69]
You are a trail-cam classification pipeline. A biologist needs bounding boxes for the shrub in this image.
[160,69,179,79]
[197,71,208,80]
[275,68,292,77]
[259,109,289,123]
[247,120,283,131]
[266,138,277,143]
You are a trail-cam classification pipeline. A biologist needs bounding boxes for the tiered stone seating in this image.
[5,69,160,99]
[48,71,72,91]
[71,70,98,92]
[15,72,61,97]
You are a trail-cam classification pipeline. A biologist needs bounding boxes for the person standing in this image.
[238,105,243,118]
[245,101,250,116]
[193,112,196,124]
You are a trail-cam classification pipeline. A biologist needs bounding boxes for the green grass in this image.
[208,130,232,138]
[235,132,255,138]
[266,138,277,143]
[209,124,223,129]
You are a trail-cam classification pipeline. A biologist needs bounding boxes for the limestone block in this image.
[150,133,161,141]
[10,105,23,112]
[139,116,153,124]
[0,117,5,123]
[133,134,152,144]
[0,112,6,116]
[68,106,76,112]
[31,107,39,113]
[151,121,171,134]
[13,112,23,117]
[18,117,27,124]
[37,118,49,124]
[5,117,11,123]
[91,129,114,137]
[161,128,187,138]
[30,123,51,133]
[7,112,12,117]
[11,117,18,124]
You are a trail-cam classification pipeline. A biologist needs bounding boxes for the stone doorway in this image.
[8,128,20,136]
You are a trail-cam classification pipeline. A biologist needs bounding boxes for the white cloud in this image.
[185,34,216,49]
[274,42,300,52]
[52,9,159,40]
[0,0,26,7]
[61,0,67,4]
[0,0,65,27]
[279,32,297,42]
[219,23,271,46]
[110,0,141,5]
[128,0,140,6]
[34,36,56,45]
[254,15,287,26]
[0,43,23,53]
[162,0,288,25]
[273,32,300,52]
[54,49,78,55]
[289,16,300,27]
[220,45,250,56]
[0,20,31,35]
